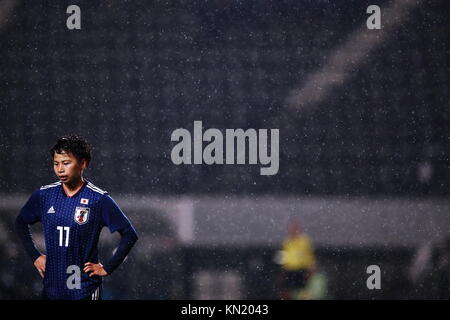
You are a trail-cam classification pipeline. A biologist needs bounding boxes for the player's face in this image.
[53,152,86,185]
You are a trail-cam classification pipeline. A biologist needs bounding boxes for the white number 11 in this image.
[57,226,70,247]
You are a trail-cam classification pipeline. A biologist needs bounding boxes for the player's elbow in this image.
[124,227,138,245]
[130,229,138,244]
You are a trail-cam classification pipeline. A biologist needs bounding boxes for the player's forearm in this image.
[15,216,42,262]
[103,226,138,275]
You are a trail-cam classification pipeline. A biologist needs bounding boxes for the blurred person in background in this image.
[409,235,450,299]
[294,267,328,300]
[276,219,317,299]
[436,236,450,299]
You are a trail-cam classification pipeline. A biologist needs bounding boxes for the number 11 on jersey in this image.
[57,226,70,247]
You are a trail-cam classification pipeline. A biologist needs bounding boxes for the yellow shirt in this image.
[281,234,316,271]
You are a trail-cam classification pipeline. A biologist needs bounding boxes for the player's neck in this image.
[63,177,85,197]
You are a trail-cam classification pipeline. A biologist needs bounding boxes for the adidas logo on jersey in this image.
[47,206,56,214]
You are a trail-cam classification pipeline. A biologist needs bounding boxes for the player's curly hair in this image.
[50,134,91,166]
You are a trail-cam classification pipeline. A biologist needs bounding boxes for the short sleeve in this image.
[18,190,41,224]
[99,195,132,233]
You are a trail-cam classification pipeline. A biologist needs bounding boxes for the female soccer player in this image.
[15,135,138,300]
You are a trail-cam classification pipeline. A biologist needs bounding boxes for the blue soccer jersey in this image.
[16,180,138,300]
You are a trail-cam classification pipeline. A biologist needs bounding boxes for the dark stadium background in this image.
[0,0,449,299]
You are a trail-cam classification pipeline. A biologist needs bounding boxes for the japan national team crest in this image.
[74,207,90,225]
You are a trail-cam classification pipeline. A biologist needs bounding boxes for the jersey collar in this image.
[61,179,88,198]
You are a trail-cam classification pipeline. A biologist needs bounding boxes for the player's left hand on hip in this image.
[83,262,108,277]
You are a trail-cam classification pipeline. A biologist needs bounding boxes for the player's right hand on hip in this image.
[34,255,46,278]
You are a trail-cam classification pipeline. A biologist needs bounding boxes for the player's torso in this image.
[39,181,105,298]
